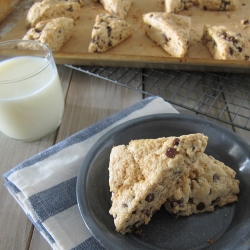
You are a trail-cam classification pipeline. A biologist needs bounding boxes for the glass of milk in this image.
[0,40,64,141]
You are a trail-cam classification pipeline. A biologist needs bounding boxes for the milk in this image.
[0,56,64,140]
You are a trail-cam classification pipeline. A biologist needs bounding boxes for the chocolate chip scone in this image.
[164,0,197,13]
[199,0,239,11]
[94,0,132,19]
[203,25,249,60]
[23,17,75,52]
[164,153,240,217]
[143,12,191,58]
[109,133,208,234]
[26,1,80,27]
[88,13,132,53]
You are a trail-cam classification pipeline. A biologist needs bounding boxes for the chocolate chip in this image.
[213,174,220,182]
[196,202,205,211]
[166,148,177,158]
[107,26,112,37]
[171,201,178,208]
[211,197,221,205]
[132,210,136,214]
[163,34,170,43]
[122,203,128,208]
[173,138,180,146]
[93,35,100,41]
[126,221,140,231]
[67,6,73,12]
[145,193,154,202]
[142,209,151,216]
[188,198,194,204]
[173,169,181,174]
[108,41,112,47]
[229,47,234,55]
[177,198,184,204]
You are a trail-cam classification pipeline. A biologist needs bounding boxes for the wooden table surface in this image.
[0,3,250,250]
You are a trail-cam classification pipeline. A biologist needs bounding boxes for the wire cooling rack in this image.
[65,65,250,131]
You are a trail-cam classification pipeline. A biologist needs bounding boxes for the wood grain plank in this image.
[56,68,143,141]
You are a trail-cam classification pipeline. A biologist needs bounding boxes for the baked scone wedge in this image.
[88,13,132,53]
[164,153,240,217]
[203,25,249,60]
[199,0,239,11]
[94,0,132,19]
[26,1,80,27]
[109,133,208,234]
[143,12,191,58]
[23,17,75,52]
[164,0,197,13]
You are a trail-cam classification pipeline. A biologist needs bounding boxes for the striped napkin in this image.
[3,96,178,250]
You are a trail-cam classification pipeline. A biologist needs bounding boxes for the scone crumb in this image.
[241,19,249,25]
[207,238,214,244]
[241,19,249,29]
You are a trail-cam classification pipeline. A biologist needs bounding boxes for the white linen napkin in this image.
[3,96,178,250]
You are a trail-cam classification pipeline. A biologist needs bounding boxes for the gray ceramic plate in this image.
[76,114,250,250]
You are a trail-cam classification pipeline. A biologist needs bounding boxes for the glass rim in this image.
[0,39,53,84]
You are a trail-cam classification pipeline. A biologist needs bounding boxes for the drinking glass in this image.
[0,40,64,141]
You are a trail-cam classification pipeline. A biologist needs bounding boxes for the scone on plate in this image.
[199,0,239,11]
[23,17,75,52]
[26,1,80,27]
[164,153,240,217]
[203,24,249,60]
[94,0,132,19]
[109,134,208,234]
[164,0,197,13]
[143,12,191,58]
[88,13,132,53]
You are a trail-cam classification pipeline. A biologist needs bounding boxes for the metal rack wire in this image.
[65,65,250,131]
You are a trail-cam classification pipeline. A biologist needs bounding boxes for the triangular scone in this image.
[23,17,75,52]
[164,0,196,13]
[143,12,191,58]
[199,0,239,11]
[109,134,208,234]
[94,0,132,19]
[26,1,80,27]
[203,25,249,60]
[88,14,132,53]
[164,153,240,217]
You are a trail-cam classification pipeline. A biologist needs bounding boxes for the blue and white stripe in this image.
[3,97,178,250]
